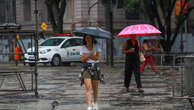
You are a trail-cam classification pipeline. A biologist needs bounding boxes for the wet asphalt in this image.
[0,63,192,110]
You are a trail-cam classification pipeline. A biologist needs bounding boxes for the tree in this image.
[101,0,140,66]
[123,0,140,19]
[142,0,194,53]
[101,0,118,66]
[45,0,67,34]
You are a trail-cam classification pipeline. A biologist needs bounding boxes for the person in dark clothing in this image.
[122,36,144,93]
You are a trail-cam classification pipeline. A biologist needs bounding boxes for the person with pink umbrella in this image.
[122,36,144,93]
[118,24,162,93]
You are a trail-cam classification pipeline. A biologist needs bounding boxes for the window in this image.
[73,38,82,46]
[40,38,65,46]
[23,0,31,21]
[61,40,71,48]
[61,38,82,48]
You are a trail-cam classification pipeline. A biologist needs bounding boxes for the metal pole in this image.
[71,0,75,33]
[184,17,187,33]
[110,0,114,67]
[88,1,98,26]
[188,98,194,110]
[34,0,39,97]
[181,66,184,96]
[180,22,184,53]
[109,14,113,66]
[180,32,184,53]
[7,0,11,23]
[7,0,13,61]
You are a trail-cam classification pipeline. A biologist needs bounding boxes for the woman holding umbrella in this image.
[118,24,162,93]
[80,34,101,110]
[122,36,144,93]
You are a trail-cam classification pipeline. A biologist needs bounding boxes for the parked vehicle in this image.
[24,36,83,66]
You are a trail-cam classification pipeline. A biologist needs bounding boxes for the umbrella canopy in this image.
[118,35,163,40]
[73,27,112,39]
[118,24,161,37]
[141,36,163,40]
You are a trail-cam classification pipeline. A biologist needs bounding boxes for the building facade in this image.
[1,0,194,62]
[0,0,194,34]
[13,0,144,33]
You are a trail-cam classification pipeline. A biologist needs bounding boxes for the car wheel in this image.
[29,63,35,66]
[51,55,61,66]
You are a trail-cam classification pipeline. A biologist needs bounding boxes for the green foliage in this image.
[123,0,140,13]
[101,0,116,5]
[101,0,117,8]
[123,0,140,19]
[47,0,54,5]
[142,0,194,53]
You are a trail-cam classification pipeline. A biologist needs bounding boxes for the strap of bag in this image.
[137,40,142,52]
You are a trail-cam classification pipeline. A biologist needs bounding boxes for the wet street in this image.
[0,63,192,110]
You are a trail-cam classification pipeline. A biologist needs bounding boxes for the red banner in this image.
[174,0,189,16]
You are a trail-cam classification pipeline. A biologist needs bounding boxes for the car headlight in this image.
[40,49,51,54]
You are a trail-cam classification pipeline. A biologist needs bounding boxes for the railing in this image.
[0,30,38,97]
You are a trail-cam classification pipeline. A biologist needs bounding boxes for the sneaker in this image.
[138,89,144,93]
[92,103,98,110]
[156,72,160,77]
[87,107,92,110]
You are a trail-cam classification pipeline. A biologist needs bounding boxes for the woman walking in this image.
[80,34,101,110]
[140,40,160,76]
[122,36,144,93]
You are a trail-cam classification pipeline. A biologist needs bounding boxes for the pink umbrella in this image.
[118,24,161,37]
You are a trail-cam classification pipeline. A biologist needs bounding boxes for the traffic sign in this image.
[41,22,47,31]
[16,34,20,40]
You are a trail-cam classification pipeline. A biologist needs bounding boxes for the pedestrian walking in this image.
[140,40,160,76]
[80,34,101,110]
[122,36,144,93]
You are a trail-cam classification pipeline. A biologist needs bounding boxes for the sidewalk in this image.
[0,63,191,110]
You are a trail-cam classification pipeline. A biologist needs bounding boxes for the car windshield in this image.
[40,38,65,46]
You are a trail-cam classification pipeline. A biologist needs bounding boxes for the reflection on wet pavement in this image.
[0,64,192,110]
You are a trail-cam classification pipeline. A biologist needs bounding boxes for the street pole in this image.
[88,1,98,26]
[184,19,187,33]
[34,0,39,97]
[109,1,114,67]
[7,0,11,23]
[71,0,75,33]
[110,12,114,67]
[7,0,12,61]
[180,30,184,53]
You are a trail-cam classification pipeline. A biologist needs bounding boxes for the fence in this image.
[150,53,194,110]
[0,30,38,96]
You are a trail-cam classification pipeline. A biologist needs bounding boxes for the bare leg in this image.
[84,78,92,107]
[92,80,98,103]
